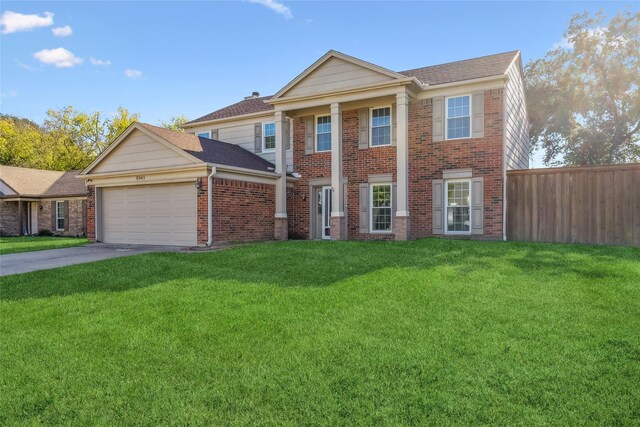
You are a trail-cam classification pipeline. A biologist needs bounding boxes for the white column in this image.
[274,110,287,218]
[330,102,344,217]
[396,90,409,217]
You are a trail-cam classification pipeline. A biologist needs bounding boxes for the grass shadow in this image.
[1,239,638,302]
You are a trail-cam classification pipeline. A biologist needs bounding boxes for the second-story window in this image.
[446,95,471,139]
[371,107,391,146]
[316,115,331,152]
[263,122,276,152]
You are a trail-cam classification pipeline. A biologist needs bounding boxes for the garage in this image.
[102,183,197,246]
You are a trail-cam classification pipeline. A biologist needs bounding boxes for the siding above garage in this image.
[93,129,194,173]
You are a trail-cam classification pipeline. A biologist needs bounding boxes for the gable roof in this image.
[0,165,86,198]
[271,50,409,100]
[399,50,519,86]
[186,50,520,125]
[82,122,277,175]
[136,123,277,173]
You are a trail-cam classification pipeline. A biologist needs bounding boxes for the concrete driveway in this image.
[0,244,185,276]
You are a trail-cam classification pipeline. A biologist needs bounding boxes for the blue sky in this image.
[0,1,637,166]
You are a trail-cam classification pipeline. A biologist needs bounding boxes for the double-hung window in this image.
[445,180,471,233]
[371,184,392,232]
[197,131,210,138]
[446,95,471,139]
[316,116,331,152]
[263,122,276,152]
[371,107,391,146]
[56,201,65,231]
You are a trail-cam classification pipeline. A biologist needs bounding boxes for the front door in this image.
[314,186,332,240]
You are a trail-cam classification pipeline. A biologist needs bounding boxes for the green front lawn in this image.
[0,236,88,255]
[1,239,638,425]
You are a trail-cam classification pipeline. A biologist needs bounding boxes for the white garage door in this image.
[102,183,197,246]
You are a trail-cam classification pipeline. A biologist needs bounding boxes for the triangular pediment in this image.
[82,123,201,175]
[273,50,406,99]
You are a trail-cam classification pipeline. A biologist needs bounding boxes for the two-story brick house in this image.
[80,50,528,245]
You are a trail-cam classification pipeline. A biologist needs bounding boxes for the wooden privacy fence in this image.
[507,164,640,247]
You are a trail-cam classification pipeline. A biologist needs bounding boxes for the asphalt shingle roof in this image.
[187,51,519,125]
[399,50,519,86]
[0,165,86,198]
[137,123,276,173]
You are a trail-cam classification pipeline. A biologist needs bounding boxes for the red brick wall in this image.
[290,110,397,240]
[86,185,95,241]
[408,89,504,239]
[211,178,275,244]
[289,116,331,239]
[343,109,397,240]
[290,90,505,240]
[196,178,208,245]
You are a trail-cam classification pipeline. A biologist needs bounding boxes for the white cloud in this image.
[247,0,293,19]
[52,25,72,37]
[0,11,54,34]
[1,90,18,98]
[33,48,83,68]
[16,60,36,71]
[90,57,111,66]
[124,69,142,79]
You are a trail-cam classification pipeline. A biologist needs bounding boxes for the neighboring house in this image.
[80,49,528,246]
[0,165,88,236]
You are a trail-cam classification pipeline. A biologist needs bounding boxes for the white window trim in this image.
[444,178,472,235]
[315,114,332,153]
[369,105,393,147]
[55,200,65,231]
[262,122,276,153]
[196,131,210,138]
[445,94,472,141]
[369,183,393,234]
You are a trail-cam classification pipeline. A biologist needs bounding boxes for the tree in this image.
[525,10,639,166]
[160,115,189,132]
[107,107,140,147]
[0,115,44,169]
[0,107,139,171]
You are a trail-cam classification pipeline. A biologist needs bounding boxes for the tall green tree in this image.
[0,115,45,169]
[525,10,639,166]
[0,107,139,171]
[160,115,189,132]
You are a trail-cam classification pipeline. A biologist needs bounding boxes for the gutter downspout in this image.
[206,167,216,246]
[502,79,508,242]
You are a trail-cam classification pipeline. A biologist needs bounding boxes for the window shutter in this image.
[358,108,369,149]
[472,91,484,138]
[471,177,484,235]
[50,201,56,230]
[304,116,314,154]
[359,183,369,233]
[391,104,397,146]
[432,180,444,234]
[210,129,219,140]
[254,123,262,153]
[432,96,444,142]
[63,201,70,231]
[392,183,397,229]
[284,119,291,150]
